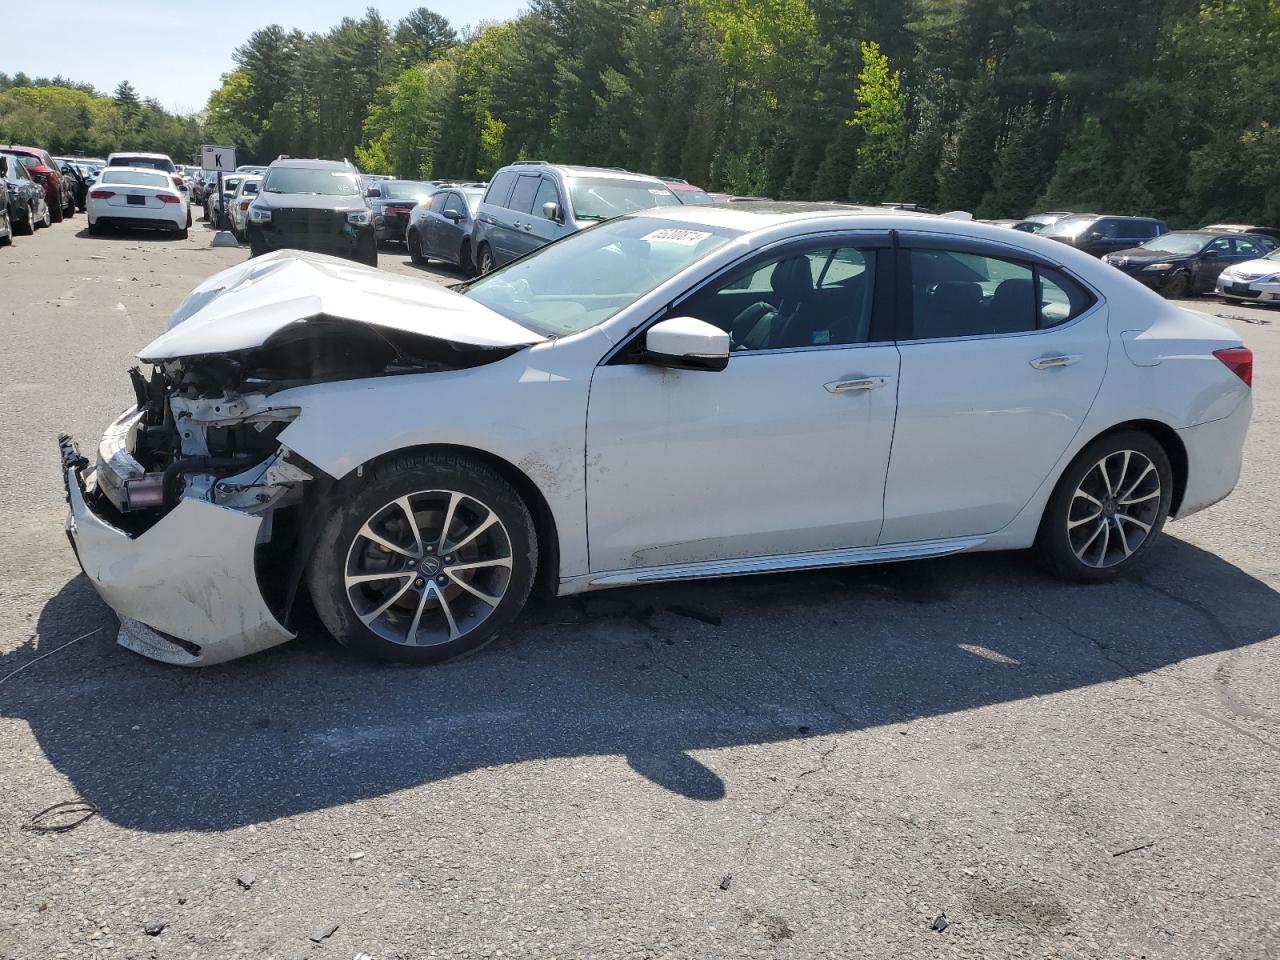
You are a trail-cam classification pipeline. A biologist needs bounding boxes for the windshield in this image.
[675,189,716,205]
[101,170,170,188]
[263,167,359,196]
[2,155,31,182]
[383,180,432,200]
[1043,215,1097,237]
[568,178,679,221]
[465,216,738,337]
[1138,234,1209,256]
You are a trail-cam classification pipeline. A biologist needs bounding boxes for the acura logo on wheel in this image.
[420,556,442,576]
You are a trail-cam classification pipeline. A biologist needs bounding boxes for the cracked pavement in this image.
[1,219,1277,958]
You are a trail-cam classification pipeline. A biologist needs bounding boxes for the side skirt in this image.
[558,536,987,595]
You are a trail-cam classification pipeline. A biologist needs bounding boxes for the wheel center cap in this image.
[1102,499,1118,518]
[420,556,441,576]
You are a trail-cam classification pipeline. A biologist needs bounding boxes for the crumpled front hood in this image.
[139,250,544,361]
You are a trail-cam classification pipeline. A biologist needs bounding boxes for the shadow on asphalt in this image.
[73,227,187,243]
[7,536,1278,832]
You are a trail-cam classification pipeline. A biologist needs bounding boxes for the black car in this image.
[246,158,377,266]
[1,151,50,235]
[0,194,10,247]
[55,161,90,211]
[1102,231,1271,298]
[1041,214,1168,257]
[368,179,434,245]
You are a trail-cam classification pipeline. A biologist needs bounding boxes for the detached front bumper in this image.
[60,435,294,667]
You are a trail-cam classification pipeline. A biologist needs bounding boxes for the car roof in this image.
[635,201,937,232]
[270,158,352,170]
[108,152,171,159]
[100,166,174,176]
[503,161,668,183]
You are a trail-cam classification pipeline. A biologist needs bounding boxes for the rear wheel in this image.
[63,195,75,217]
[477,242,494,275]
[39,203,52,229]
[177,226,189,240]
[307,452,537,664]
[87,219,103,236]
[1034,430,1173,583]
[408,228,427,265]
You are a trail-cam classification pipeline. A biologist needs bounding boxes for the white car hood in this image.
[140,250,544,361]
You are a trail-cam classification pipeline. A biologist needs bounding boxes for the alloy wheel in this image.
[343,489,514,647]
[1066,449,1162,568]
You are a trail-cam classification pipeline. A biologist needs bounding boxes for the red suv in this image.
[0,145,74,222]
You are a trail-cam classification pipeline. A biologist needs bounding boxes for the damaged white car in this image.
[62,205,1253,666]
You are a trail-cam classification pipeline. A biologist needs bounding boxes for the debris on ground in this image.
[666,603,723,626]
[348,851,366,862]
[235,871,257,890]
[930,912,950,932]
[1111,839,1157,857]
[1217,313,1272,325]
[310,923,340,943]
[718,874,732,891]
[22,800,98,833]
[143,920,166,936]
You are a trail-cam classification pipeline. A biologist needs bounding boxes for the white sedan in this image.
[1217,246,1280,306]
[87,167,190,238]
[61,205,1252,666]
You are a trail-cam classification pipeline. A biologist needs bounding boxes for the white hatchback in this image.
[61,205,1252,666]
[87,167,190,238]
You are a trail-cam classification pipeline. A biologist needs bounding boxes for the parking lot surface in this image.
[1,220,1277,959]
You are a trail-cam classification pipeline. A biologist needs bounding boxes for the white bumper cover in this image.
[1175,392,1253,519]
[64,459,294,666]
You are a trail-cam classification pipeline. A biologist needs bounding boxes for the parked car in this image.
[1216,246,1280,306]
[367,179,435,244]
[1023,211,1077,231]
[88,167,190,238]
[246,157,377,265]
[1041,214,1167,257]
[206,175,244,229]
[59,207,1252,667]
[984,218,1044,233]
[228,175,264,241]
[407,186,485,272]
[235,165,268,176]
[54,159,90,211]
[1,151,51,234]
[472,161,679,273]
[1102,231,1270,297]
[1203,223,1280,245]
[0,144,72,221]
[659,177,716,205]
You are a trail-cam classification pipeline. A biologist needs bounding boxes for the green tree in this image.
[846,41,907,203]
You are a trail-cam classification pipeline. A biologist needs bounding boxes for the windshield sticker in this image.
[640,228,714,246]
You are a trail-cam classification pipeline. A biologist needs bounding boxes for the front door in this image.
[586,238,900,572]
[881,240,1109,543]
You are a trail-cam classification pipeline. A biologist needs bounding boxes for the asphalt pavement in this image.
[0,214,1277,959]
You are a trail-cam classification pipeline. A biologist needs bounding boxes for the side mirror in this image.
[443,210,463,223]
[643,317,730,372]
[1084,230,1102,241]
[542,200,562,223]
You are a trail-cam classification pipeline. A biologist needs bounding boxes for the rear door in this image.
[498,174,542,263]
[881,236,1107,544]
[522,177,565,254]
[421,192,448,255]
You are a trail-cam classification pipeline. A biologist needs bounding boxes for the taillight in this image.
[89,189,114,199]
[1214,346,1253,387]
[173,175,184,187]
[240,201,249,210]
[158,193,181,204]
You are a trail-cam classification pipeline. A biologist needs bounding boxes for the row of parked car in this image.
[0,144,92,246]
[983,211,1280,305]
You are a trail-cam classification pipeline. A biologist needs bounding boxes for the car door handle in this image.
[825,377,888,394]
[1030,354,1082,369]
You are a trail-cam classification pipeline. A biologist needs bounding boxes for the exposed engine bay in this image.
[91,316,522,530]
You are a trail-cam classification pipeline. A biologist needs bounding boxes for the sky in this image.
[10,0,526,114]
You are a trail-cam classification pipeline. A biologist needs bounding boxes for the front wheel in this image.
[49,199,63,224]
[1162,271,1191,298]
[477,243,495,275]
[1034,430,1173,583]
[16,205,34,236]
[307,452,538,664]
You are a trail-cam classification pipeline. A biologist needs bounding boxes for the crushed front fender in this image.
[64,456,294,666]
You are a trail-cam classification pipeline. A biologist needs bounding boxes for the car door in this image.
[523,177,564,254]
[498,174,542,264]
[1194,236,1235,292]
[437,191,468,264]
[880,237,1107,544]
[421,192,448,255]
[586,236,901,572]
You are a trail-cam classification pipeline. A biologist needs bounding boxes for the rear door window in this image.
[508,175,541,214]
[484,171,517,207]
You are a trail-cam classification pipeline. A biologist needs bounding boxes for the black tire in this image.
[359,238,378,267]
[249,239,268,258]
[63,196,75,218]
[460,239,474,277]
[1034,429,1173,583]
[408,229,427,265]
[1163,271,1191,298]
[306,451,538,664]
[16,205,34,236]
[49,198,64,224]
[0,226,11,247]
[177,227,189,240]
[87,220,103,236]
[477,242,494,275]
